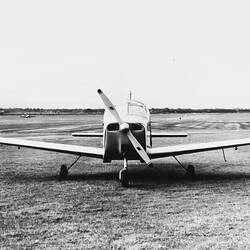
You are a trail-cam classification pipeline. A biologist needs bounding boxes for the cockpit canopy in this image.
[103,99,150,126]
[127,100,149,119]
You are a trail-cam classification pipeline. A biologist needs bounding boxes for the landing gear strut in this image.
[173,156,196,179]
[119,158,129,187]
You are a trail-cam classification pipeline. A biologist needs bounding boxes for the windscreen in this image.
[128,102,148,118]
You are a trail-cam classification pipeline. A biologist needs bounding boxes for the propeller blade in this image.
[97,89,123,124]
[127,130,152,166]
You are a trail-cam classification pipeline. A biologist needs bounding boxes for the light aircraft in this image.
[20,113,35,118]
[1,89,250,187]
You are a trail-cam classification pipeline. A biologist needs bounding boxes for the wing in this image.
[0,137,104,159]
[148,138,250,159]
[152,132,188,137]
[72,132,103,137]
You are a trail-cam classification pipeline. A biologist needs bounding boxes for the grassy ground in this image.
[0,114,249,249]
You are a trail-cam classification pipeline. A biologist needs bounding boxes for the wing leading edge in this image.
[0,137,104,159]
[151,132,188,137]
[148,138,250,159]
[2,137,250,161]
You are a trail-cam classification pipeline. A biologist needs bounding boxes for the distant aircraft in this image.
[20,113,35,118]
[1,89,250,187]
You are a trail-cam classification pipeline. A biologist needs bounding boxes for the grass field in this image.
[0,114,249,249]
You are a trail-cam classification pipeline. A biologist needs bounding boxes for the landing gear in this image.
[59,164,68,179]
[173,156,196,179]
[186,165,195,179]
[59,155,82,180]
[119,158,129,187]
[119,169,129,187]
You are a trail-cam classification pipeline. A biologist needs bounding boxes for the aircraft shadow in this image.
[9,162,250,186]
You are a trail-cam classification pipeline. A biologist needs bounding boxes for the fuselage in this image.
[102,99,151,162]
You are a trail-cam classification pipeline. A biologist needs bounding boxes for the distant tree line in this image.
[150,108,250,114]
[0,108,105,115]
[0,107,250,115]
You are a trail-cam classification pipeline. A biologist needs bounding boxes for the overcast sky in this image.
[0,1,250,109]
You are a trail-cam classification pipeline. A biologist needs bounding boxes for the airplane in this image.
[1,89,250,187]
[20,113,35,118]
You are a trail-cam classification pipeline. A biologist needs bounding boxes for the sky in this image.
[0,0,250,109]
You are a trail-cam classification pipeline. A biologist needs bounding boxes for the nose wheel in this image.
[119,169,129,187]
[119,158,129,187]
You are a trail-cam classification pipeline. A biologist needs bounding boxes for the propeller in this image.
[97,89,152,166]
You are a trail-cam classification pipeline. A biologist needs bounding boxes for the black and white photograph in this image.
[0,1,249,249]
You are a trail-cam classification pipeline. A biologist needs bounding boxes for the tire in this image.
[120,169,129,187]
[59,164,68,179]
[186,165,195,179]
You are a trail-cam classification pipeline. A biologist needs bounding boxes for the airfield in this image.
[0,113,249,249]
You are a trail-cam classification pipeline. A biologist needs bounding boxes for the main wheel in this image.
[59,164,68,179]
[119,169,129,187]
[186,165,195,179]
